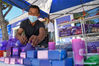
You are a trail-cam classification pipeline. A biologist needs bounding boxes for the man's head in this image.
[28,5,40,16]
[28,5,40,23]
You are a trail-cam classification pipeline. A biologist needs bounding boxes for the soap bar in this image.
[10,58,16,64]
[17,58,23,64]
[0,57,4,62]
[4,57,10,64]
[20,52,26,58]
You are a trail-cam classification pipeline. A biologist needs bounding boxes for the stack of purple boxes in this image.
[0,38,73,66]
[87,41,99,53]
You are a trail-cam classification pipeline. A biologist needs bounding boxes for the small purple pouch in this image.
[21,43,35,52]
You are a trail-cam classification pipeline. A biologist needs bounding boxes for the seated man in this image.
[16,5,48,48]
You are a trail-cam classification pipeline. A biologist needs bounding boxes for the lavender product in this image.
[4,57,10,64]
[0,57,4,62]
[22,43,35,52]
[17,58,23,64]
[12,47,20,57]
[10,58,16,64]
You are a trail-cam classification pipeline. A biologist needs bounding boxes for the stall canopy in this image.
[2,0,99,19]
[2,0,49,18]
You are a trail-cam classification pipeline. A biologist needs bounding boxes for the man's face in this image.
[28,8,40,17]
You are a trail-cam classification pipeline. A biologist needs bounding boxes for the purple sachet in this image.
[21,43,35,52]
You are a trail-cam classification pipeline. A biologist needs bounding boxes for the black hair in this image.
[29,5,40,13]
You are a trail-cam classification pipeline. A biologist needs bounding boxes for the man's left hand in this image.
[28,35,40,47]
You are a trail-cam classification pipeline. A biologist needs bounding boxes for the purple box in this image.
[87,41,99,53]
[12,47,20,57]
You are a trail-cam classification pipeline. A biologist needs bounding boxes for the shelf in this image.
[59,32,99,38]
[58,15,99,26]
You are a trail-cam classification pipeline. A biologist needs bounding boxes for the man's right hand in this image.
[18,35,28,44]
[16,28,28,44]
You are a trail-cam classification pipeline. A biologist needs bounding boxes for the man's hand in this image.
[18,35,28,44]
[28,35,40,47]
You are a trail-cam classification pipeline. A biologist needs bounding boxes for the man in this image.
[16,5,48,48]
[48,19,55,41]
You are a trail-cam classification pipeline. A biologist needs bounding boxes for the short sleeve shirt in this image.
[20,19,48,47]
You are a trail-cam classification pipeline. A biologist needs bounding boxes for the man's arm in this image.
[38,27,46,43]
[16,28,27,44]
[16,28,23,39]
